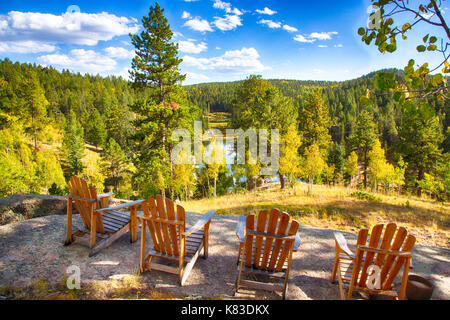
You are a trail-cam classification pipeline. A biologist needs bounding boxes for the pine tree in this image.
[62,110,85,177]
[129,3,198,197]
[130,2,185,101]
[86,109,107,150]
[23,71,48,152]
[102,137,130,194]
[298,90,331,154]
[349,110,378,188]
[396,101,444,196]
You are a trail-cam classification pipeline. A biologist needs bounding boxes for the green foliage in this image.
[349,110,378,188]
[86,109,107,149]
[129,3,200,198]
[101,138,133,197]
[35,151,65,191]
[48,183,65,196]
[359,0,449,102]
[279,123,302,189]
[344,151,359,179]
[396,101,444,194]
[351,191,380,202]
[231,75,296,136]
[298,90,332,153]
[130,2,185,98]
[62,110,85,177]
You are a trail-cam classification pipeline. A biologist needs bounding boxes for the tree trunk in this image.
[417,169,424,196]
[214,177,217,198]
[279,172,285,190]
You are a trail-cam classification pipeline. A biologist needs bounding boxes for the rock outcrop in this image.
[0,193,126,226]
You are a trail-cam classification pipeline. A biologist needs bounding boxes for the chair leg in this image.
[140,220,146,273]
[233,267,240,296]
[282,281,288,300]
[331,249,340,283]
[65,198,73,245]
[337,264,346,300]
[203,222,210,259]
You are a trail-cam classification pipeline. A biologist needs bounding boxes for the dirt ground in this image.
[0,212,449,300]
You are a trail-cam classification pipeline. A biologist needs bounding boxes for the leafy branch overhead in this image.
[358,0,449,102]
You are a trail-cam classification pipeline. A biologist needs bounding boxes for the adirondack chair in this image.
[65,176,144,257]
[331,223,416,300]
[234,209,301,299]
[139,195,215,286]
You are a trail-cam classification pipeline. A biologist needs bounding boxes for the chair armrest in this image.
[293,231,301,252]
[183,211,215,237]
[97,192,114,199]
[68,194,96,203]
[334,232,355,259]
[236,216,246,242]
[94,200,144,213]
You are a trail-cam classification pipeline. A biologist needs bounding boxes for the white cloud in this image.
[318,45,328,48]
[0,40,56,53]
[334,44,343,48]
[38,49,117,75]
[173,31,184,38]
[182,11,191,19]
[293,34,315,43]
[104,46,135,59]
[232,8,244,15]
[182,47,269,73]
[213,14,242,31]
[212,1,244,16]
[213,0,232,12]
[186,71,210,82]
[283,25,298,32]
[178,39,208,54]
[309,31,338,40]
[184,17,214,32]
[256,7,277,15]
[313,68,325,74]
[258,19,281,29]
[0,11,139,46]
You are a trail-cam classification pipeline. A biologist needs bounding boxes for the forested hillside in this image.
[1,58,449,201]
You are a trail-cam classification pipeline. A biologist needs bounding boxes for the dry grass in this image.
[0,275,180,300]
[181,184,450,248]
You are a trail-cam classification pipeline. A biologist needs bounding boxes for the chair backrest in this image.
[352,223,416,291]
[67,176,104,233]
[243,209,299,272]
[142,195,186,257]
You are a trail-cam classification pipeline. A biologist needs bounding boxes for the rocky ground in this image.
[0,211,448,300]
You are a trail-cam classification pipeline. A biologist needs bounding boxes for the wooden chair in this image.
[65,176,144,257]
[331,223,416,300]
[234,209,301,299]
[139,195,215,286]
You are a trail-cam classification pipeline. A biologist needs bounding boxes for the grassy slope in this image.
[181,184,450,248]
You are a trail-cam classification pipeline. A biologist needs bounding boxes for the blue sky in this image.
[0,0,447,84]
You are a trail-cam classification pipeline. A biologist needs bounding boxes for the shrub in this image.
[351,191,380,202]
